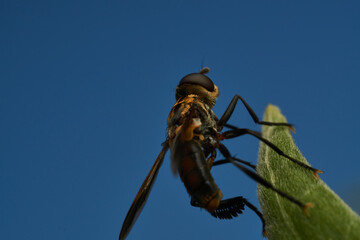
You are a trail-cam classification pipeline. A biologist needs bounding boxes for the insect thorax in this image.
[167,94,218,144]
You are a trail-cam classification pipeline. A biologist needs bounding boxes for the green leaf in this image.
[257,104,360,240]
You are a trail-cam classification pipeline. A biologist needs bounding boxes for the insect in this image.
[119,67,322,240]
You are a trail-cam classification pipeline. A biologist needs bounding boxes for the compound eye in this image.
[179,73,215,92]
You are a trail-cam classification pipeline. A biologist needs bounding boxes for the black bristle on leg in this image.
[211,197,245,219]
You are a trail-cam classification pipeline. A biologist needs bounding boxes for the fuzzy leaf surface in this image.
[257,105,360,240]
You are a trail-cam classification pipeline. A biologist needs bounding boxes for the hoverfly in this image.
[119,67,322,240]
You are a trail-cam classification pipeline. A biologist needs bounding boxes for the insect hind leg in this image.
[191,196,266,236]
[214,197,267,236]
[210,196,245,219]
[190,197,245,219]
[241,198,267,236]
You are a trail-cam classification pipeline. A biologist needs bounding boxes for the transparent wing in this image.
[119,140,169,240]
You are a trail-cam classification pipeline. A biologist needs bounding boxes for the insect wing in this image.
[170,129,183,175]
[119,141,169,240]
[170,114,202,175]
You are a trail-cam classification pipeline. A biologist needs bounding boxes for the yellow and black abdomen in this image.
[171,133,223,213]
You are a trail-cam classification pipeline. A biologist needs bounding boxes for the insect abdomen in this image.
[173,138,223,212]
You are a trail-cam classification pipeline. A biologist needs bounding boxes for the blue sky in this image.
[1,1,360,239]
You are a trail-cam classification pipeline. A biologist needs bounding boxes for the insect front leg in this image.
[217,94,295,131]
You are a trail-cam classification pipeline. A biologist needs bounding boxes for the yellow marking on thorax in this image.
[181,118,202,142]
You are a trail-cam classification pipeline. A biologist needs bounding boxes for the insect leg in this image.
[220,128,323,178]
[212,196,266,236]
[217,95,295,131]
[190,196,245,220]
[191,194,266,235]
[242,198,267,236]
[206,149,217,168]
[213,158,257,170]
[217,143,314,215]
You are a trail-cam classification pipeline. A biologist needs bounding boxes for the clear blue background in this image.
[1,1,360,239]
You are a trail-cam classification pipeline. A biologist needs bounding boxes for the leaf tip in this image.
[265,104,281,116]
